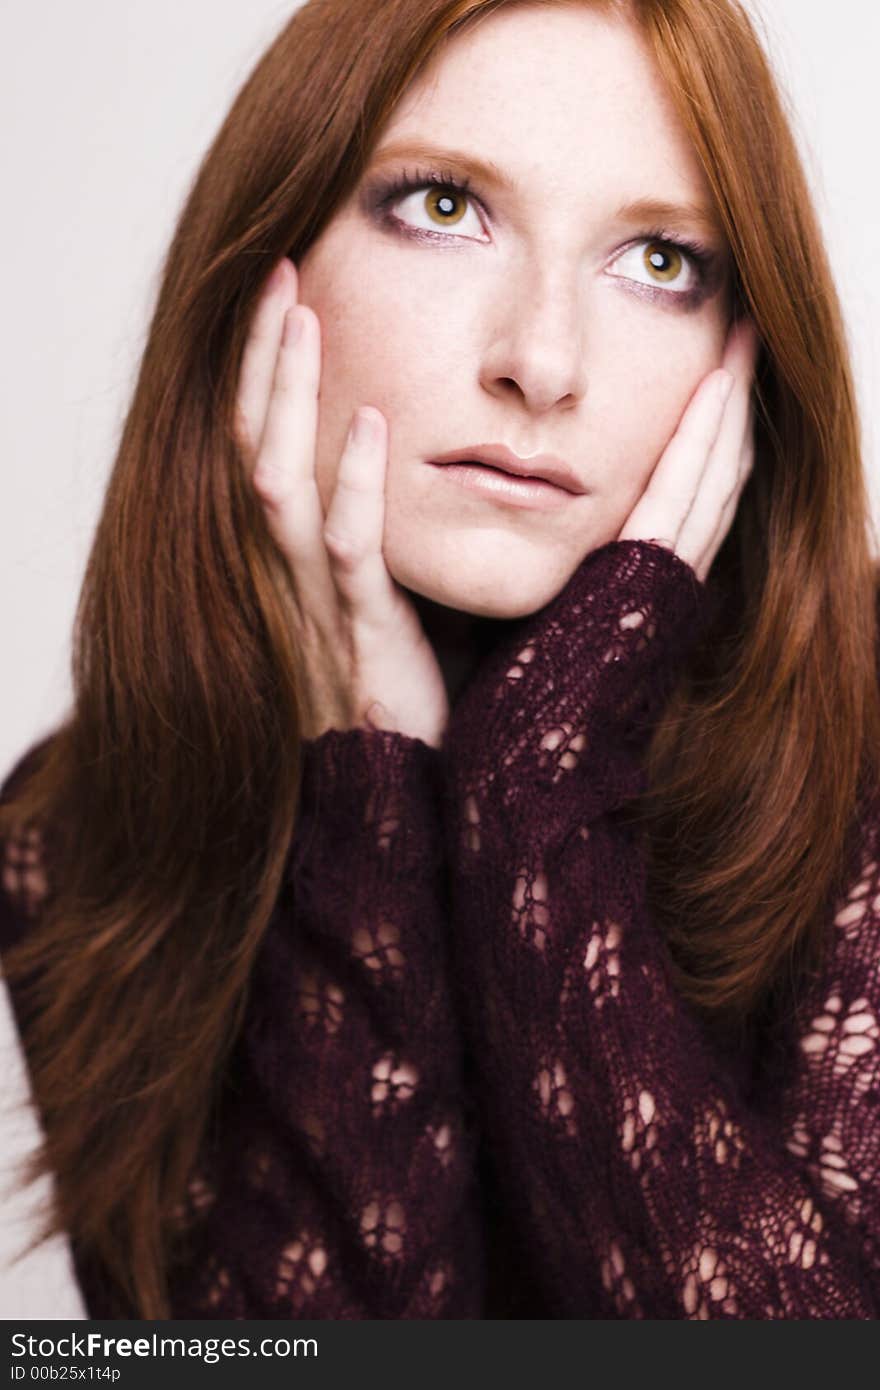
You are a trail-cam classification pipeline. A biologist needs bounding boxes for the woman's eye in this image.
[390,184,485,240]
[609,240,701,294]
[376,181,712,299]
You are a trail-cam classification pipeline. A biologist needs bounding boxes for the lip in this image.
[429,461,574,510]
[429,443,586,495]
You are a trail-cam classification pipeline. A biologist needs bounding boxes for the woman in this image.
[1,0,879,1319]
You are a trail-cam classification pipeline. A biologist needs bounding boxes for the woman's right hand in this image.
[235,257,450,750]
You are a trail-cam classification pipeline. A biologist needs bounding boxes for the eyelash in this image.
[369,165,714,294]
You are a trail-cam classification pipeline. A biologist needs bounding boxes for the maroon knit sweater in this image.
[2,539,879,1318]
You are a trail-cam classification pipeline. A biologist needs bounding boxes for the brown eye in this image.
[385,178,485,240]
[643,241,683,283]
[606,236,705,298]
[424,186,468,227]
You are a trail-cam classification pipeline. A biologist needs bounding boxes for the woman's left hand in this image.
[617,316,760,584]
[442,314,761,799]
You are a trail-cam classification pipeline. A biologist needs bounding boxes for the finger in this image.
[687,317,759,499]
[252,305,335,602]
[677,319,760,564]
[322,407,399,621]
[714,316,760,454]
[714,321,759,481]
[706,315,756,455]
[235,258,297,463]
[617,368,733,549]
[721,312,761,381]
[703,392,757,560]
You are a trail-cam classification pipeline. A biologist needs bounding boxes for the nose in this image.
[478,258,588,415]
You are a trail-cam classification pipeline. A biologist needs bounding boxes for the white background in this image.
[1,0,877,1318]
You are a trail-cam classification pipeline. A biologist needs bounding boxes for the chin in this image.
[387,542,575,621]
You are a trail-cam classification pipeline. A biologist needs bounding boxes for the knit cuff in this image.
[442,539,715,819]
[562,538,714,745]
[288,726,446,888]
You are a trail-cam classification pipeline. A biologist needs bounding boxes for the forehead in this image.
[375,4,714,215]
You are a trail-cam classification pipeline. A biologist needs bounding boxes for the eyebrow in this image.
[366,139,724,238]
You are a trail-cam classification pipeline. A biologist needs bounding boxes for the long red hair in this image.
[1,0,877,1319]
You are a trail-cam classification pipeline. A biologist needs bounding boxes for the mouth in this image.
[428,444,586,495]
[450,460,553,482]
[427,458,577,511]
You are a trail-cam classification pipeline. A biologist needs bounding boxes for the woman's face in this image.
[296,2,734,618]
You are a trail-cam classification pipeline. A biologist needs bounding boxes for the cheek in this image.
[592,313,727,507]
[299,287,467,512]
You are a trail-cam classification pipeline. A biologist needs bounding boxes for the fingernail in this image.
[351,408,377,446]
[268,258,289,291]
[283,308,304,346]
[716,371,734,405]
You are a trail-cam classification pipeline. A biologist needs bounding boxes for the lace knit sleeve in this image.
[1,729,483,1319]
[441,538,879,1319]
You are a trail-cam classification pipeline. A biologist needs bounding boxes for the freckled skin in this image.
[296,3,733,623]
